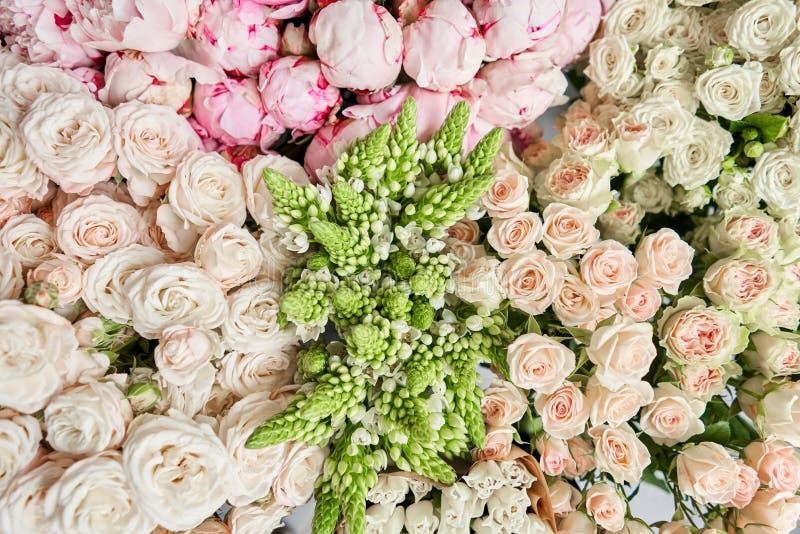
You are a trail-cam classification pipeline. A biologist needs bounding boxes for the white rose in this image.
[726,0,797,60]
[0,455,73,533]
[624,172,673,214]
[760,60,787,114]
[0,246,23,299]
[628,96,695,152]
[640,383,706,446]
[0,110,49,200]
[241,153,311,227]
[646,79,700,114]
[534,154,614,217]
[155,200,201,256]
[663,118,733,190]
[154,326,222,386]
[0,64,88,113]
[21,92,116,194]
[761,385,800,447]
[165,150,247,233]
[696,62,762,121]
[44,380,132,455]
[221,279,296,352]
[273,442,327,507]
[55,194,144,264]
[453,256,506,313]
[218,393,289,506]
[125,262,228,339]
[156,364,216,418]
[602,0,668,45]
[752,148,800,217]
[194,224,262,291]
[44,453,154,534]
[0,302,76,413]
[0,214,56,268]
[585,36,642,100]
[586,377,654,428]
[655,7,706,53]
[82,244,165,324]
[612,114,661,175]
[780,39,800,95]
[226,501,291,534]
[587,317,657,390]
[258,219,300,282]
[123,411,232,531]
[113,101,200,206]
[712,172,759,212]
[217,347,297,398]
[0,410,42,496]
[644,44,691,81]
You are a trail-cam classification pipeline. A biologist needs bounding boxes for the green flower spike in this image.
[312,479,340,534]
[405,335,444,395]
[423,100,470,176]
[309,221,376,275]
[435,411,471,459]
[337,124,391,186]
[389,440,457,485]
[332,179,378,225]
[463,127,504,180]
[447,346,486,448]
[375,385,434,444]
[298,360,368,422]
[346,314,404,369]
[263,169,329,231]
[382,98,421,199]
[245,392,336,449]
[332,280,376,326]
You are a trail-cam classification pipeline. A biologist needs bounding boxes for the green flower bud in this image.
[126,382,162,413]
[306,251,331,271]
[298,342,329,380]
[23,281,59,308]
[409,300,435,330]
[388,251,416,280]
[744,140,764,158]
[377,286,412,321]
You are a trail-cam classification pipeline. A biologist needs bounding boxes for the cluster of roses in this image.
[443,0,800,532]
[0,0,609,171]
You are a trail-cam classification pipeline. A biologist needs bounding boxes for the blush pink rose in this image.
[564,436,595,478]
[737,489,800,533]
[540,201,598,260]
[639,383,705,446]
[615,278,661,321]
[727,460,760,510]
[535,436,573,477]
[744,439,800,493]
[588,423,650,484]
[561,119,610,157]
[258,56,342,137]
[671,364,731,400]
[507,333,575,394]
[587,317,657,390]
[482,170,530,219]
[552,272,600,327]
[480,379,528,427]
[487,212,542,258]
[586,377,653,428]
[498,250,565,315]
[677,442,738,506]
[580,240,638,297]
[548,480,580,517]
[26,253,84,305]
[192,79,273,148]
[635,228,694,295]
[472,0,565,60]
[533,381,589,440]
[585,483,625,532]
[709,210,779,259]
[473,425,514,461]
[448,219,481,244]
[703,257,777,313]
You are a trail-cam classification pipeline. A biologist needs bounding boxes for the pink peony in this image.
[258,56,341,137]
[402,0,485,92]
[527,0,603,67]
[182,0,281,78]
[466,53,568,130]
[193,78,275,148]
[0,0,102,68]
[99,50,224,112]
[65,0,199,53]
[303,118,375,176]
[250,0,307,19]
[472,0,566,60]
[281,22,313,56]
[309,0,403,92]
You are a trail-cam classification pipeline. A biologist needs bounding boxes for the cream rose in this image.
[507,333,576,394]
[481,379,528,427]
[580,240,638,297]
[780,39,800,95]
[695,62,762,121]
[597,200,644,245]
[616,278,661,321]
[217,347,297,398]
[156,365,215,418]
[586,377,654,428]
[588,423,651,484]
[645,44,691,81]
[82,244,166,324]
[258,219,300,282]
[123,411,232,530]
[0,410,42,496]
[677,442,738,505]
[639,383,705,446]
[744,439,800,492]
[0,64,89,113]
[55,195,143,264]
[0,455,73,533]
[241,153,311,227]
[671,363,737,401]
[487,212,542,258]
[453,256,506,313]
[658,297,748,367]
[0,110,49,201]
[125,262,228,339]
[165,150,247,233]
[221,279,296,352]
[703,257,777,313]
[226,501,291,534]
[541,203,600,260]
[218,393,289,506]
[709,210,779,259]
[613,114,661,174]
[498,251,564,315]
[114,100,200,206]
[760,60,787,114]
[523,139,562,171]
[273,442,327,507]
[751,148,800,216]
[585,35,642,99]
[474,425,515,461]
[26,253,84,305]
[561,119,610,158]
[726,0,797,60]
[154,326,223,386]
[43,452,155,533]
[557,511,596,534]
[0,246,24,299]
[21,92,116,194]
[482,170,530,219]
[553,272,600,328]
[534,154,614,216]
[663,118,733,190]
[738,489,800,533]
[448,219,481,244]
[585,483,626,532]
[0,214,57,268]
[194,224,262,291]
[587,317,657,390]
[44,381,132,455]
[533,382,590,440]
[601,0,667,45]
[628,96,695,152]
[648,78,700,114]
[727,460,760,510]
[535,435,573,477]
[0,302,76,413]
[744,333,800,379]
[635,228,694,294]
[761,385,800,447]
[549,480,580,517]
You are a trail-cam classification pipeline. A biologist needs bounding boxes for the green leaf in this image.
[742,113,789,143]
[690,421,731,445]
[526,315,542,335]
[641,465,670,493]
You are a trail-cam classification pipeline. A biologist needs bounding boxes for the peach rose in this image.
[585,483,626,532]
[557,511,596,534]
[615,278,661,321]
[473,425,514,461]
[639,383,706,446]
[586,377,653,428]
[671,364,735,401]
[737,489,800,534]
[552,271,600,327]
[487,212,543,258]
[635,228,694,294]
[564,436,595,478]
[580,240,638,297]
[498,250,565,315]
[452,256,506,312]
[709,210,779,259]
[448,219,481,244]
[193,223,262,291]
[589,424,651,484]
[534,153,614,216]
[541,203,600,260]
[533,382,590,440]
[597,200,644,246]
[727,460,760,510]
[482,170,529,219]
[480,379,528,427]
[26,254,84,305]
[677,442,738,505]
[535,436,573,477]
[522,139,561,171]
[507,333,576,394]
[744,439,800,492]
[586,317,657,390]
[703,257,778,313]
[745,333,800,380]
[561,119,610,157]
[548,480,580,517]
